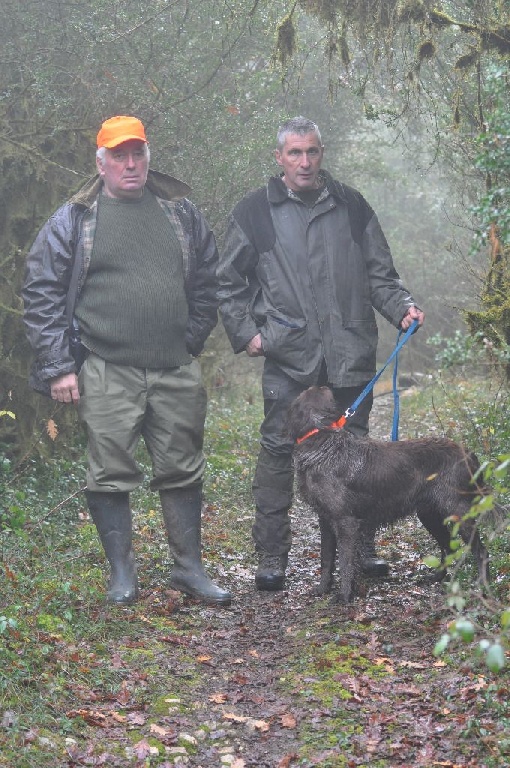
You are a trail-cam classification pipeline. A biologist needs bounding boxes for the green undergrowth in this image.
[0,384,264,766]
[0,375,509,766]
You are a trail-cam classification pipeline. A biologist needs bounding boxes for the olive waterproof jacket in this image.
[218,171,418,387]
[23,170,219,396]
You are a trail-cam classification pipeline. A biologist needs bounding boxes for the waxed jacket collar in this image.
[267,169,349,205]
[68,168,191,209]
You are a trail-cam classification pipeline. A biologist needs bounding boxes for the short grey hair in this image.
[96,143,150,164]
[276,116,322,151]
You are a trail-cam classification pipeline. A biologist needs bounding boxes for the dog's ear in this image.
[286,396,310,441]
[287,390,320,440]
[288,386,339,440]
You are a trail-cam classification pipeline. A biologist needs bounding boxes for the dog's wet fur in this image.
[289,386,490,604]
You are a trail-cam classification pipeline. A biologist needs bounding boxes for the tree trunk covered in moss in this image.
[0,129,90,460]
[465,237,510,381]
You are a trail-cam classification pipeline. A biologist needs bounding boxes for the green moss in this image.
[151,693,188,717]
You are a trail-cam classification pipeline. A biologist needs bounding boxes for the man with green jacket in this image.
[218,116,424,591]
[23,115,231,607]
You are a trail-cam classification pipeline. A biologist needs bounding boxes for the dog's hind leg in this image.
[418,503,490,586]
[314,514,336,595]
[458,516,490,586]
[330,516,361,604]
[416,508,450,582]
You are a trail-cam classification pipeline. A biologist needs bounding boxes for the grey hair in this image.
[276,116,322,150]
[96,144,150,164]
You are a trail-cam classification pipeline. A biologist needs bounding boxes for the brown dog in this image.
[289,386,490,603]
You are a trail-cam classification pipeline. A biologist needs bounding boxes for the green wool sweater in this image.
[75,190,191,368]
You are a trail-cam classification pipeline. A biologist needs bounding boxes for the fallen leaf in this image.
[116,680,131,705]
[69,684,99,703]
[432,763,466,767]
[281,713,297,728]
[223,712,247,723]
[231,672,249,685]
[4,565,17,584]
[133,738,151,760]
[21,728,38,745]
[209,692,229,703]
[67,709,107,727]
[278,754,299,768]
[395,684,421,696]
[110,653,124,669]
[47,419,58,440]
[127,711,146,726]
[160,634,189,646]
[252,719,270,732]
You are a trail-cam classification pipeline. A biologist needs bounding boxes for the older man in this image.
[218,116,424,591]
[23,115,231,606]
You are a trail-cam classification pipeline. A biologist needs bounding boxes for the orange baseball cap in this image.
[96,115,148,149]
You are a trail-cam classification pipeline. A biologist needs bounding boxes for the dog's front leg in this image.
[331,516,361,604]
[314,514,336,595]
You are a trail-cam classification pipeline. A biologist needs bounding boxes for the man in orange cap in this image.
[23,116,231,607]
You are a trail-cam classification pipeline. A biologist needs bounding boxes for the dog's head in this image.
[287,386,340,442]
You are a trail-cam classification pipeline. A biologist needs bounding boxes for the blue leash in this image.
[338,319,419,439]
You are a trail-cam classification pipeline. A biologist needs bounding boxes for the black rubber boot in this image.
[85,490,139,604]
[255,552,288,591]
[361,529,389,577]
[159,487,231,606]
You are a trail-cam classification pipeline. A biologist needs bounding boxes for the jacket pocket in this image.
[259,313,307,367]
[342,319,378,373]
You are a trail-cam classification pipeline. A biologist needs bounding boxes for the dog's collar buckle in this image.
[296,409,351,445]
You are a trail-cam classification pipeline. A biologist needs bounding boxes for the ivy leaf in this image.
[485,643,506,673]
[433,634,450,656]
[453,618,475,642]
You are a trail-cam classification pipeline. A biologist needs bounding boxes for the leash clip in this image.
[344,407,355,419]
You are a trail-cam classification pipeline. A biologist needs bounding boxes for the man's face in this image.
[275,132,324,191]
[97,139,149,199]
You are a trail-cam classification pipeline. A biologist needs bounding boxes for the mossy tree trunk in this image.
[465,229,510,381]
[0,130,90,461]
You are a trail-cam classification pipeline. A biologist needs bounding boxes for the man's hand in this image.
[245,334,264,357]
[50,372,80,404]
[401,306,424,331]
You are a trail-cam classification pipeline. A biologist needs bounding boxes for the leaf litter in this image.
[1,393,508,767]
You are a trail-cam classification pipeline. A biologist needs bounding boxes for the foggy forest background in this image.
[1,0,509,457]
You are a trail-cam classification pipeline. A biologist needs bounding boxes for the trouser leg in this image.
[252,446,294,556]
[252,446,294,590]
[252,363,303,590]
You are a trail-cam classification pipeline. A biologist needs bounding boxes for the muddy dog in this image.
[288,386,490,603]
